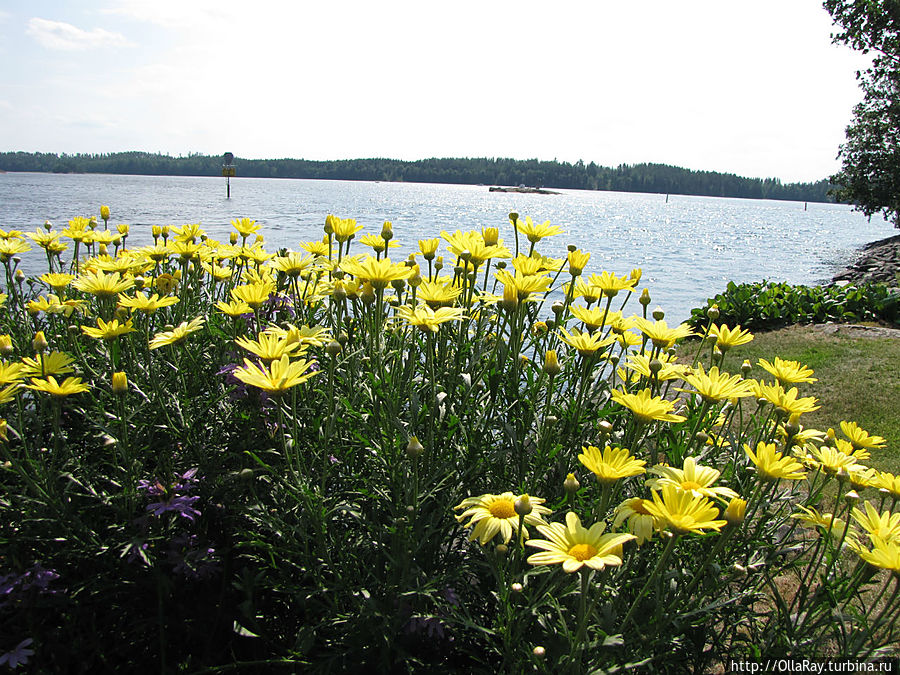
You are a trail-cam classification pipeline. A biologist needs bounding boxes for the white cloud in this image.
[26,17,134,51]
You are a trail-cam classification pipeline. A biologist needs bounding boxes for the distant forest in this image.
[0,151,833,203]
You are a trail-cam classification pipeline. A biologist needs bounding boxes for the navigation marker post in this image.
[223,152,236,198]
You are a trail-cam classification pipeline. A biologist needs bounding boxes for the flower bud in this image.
[100,205,110,222]
[564,472,580,494]
[508,212,519,225]
[639,288,651,307]
[533,646,545,659]
[361,282,376,305]
[630,268,643,283]
[112,371,128,396]
[0,419,7,442]
[551,301,565,316]
[324,215,336,235]
[649,358,663,375]
[724,498,747,526]
[597,420,613,439]
[32,331,49,353]
[482,227,499,246]
[542,349,561,376]
[511,582,523,593]
[500,285,518,313]
[326,340,342,357]
[229,232,239,245]
[844,489,860,503]
[741,359,752,377]
[381,221,393,242]
[495,543,508,556]
[44,220,53,231]
[0,335,13,357]
[707,305,720,321]
[652,307,665,321]
[514,494,533,516]
[14,270,24,284]
[117,223,129,236]
[545,415,558,425]
[406,435,424,459]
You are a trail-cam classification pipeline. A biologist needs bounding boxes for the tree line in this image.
[0,151,833,203]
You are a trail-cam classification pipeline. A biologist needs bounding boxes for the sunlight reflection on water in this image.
[1,172,893,322]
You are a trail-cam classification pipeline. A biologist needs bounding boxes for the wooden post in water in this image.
[222,152,236,199]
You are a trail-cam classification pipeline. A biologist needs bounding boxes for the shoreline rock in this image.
[832,232,900,286]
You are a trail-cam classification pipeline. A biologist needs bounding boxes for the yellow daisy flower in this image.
[72,270,134,297]
[25,376,89,398]
[514,216,562,243]
[611,388,687,424]
[852,501,900,544]
[613,498,659,545]
[643,485,728,535]
[453,492,551,546]
[633,318,694,349]
[394,304,465,332]
[148,317,205,350]
[117,291,179,314]
[585,271,638,298]
[558,327,616,358]
[707,324,753,352]
[526,511,635,573]
[855,536,900,574]
[234,332,303,364]
[232,354,319,394]
[840,421,886,452]
[758,357,817,386]
[21,352,76,377]
[578,445,646,484]
[81,317,136,341]
[744,441,806,481]
[646,456,739,501]
[678,364,754,403]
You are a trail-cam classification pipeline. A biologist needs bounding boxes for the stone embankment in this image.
[832,233,900,286]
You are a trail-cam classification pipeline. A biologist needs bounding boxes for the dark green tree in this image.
[826,0,900,226]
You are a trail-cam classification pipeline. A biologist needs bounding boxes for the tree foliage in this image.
[0,151,833,203]
[827,0,900,226]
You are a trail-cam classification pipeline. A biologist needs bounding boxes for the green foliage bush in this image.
[688,280,900,331]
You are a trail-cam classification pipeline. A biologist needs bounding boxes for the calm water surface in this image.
[1,172,894,322]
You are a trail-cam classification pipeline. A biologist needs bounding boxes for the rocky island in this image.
[489,186,560,195]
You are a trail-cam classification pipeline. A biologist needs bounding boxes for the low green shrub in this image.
[688,281,899,331]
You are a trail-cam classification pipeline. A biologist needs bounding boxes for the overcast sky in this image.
[0,0,872,183]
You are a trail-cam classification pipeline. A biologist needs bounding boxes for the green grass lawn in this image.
[701,324,900,474]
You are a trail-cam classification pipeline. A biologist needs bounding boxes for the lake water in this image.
[1,171,894,322]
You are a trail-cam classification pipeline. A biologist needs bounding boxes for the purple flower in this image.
[0,564,60,608]
[146,494,201,522]
[138,468,202,521]
[0,639,34,670]
[166,534,220,580]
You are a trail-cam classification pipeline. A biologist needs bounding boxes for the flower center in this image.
[488,500,516,519]
[681,481,703,491]
[567,543,598,561]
